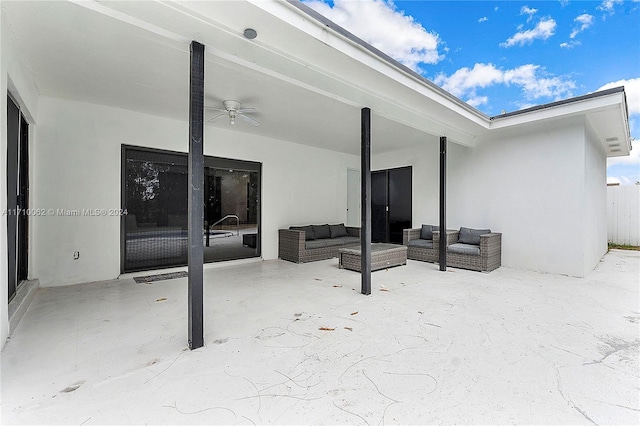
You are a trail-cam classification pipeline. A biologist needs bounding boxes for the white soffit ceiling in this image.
[2,0,485,155]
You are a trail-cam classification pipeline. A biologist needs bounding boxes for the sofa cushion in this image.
[305,239,327,249]
[409,239,433,249]
[448,243,481,256]
[420,224,439,240]
[458,227,491,245]
[329,223,349,238]
[290,225,315,240]
[313,224,331,239]
[333,236,360,246]
[324,239,345,247]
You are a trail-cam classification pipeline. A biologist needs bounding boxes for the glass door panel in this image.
[122,147,260,273]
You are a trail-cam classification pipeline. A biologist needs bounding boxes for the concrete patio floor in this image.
[1,250,639,425]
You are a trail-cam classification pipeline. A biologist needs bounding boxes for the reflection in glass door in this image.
[203,165,260,262]
[122,146,260,273]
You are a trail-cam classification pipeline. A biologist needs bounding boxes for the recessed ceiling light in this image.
[244,28,257,39]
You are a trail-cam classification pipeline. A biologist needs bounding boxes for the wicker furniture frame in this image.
[278,227,360,263]
[402,229,459,263]
[446,231,502,272]
[338,243,407,272]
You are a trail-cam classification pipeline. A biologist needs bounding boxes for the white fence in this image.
[607,185,640,246]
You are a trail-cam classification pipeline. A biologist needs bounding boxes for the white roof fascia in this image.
[489,89,624,127]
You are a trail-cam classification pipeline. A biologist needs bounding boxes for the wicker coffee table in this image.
[338,243,408,272]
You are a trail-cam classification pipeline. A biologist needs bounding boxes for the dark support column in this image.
[439,136,447,271]
[361,108,372,295]
[188,41,205,350]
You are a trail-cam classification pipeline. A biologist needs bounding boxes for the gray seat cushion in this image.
[313,224,331,239]
[333,236,359,246]
[323,238,345,247]
[448,243,480,256]
[409,239,433,249]
[305,239,327,249]
[420,224,439,240]
[458,227,491,245]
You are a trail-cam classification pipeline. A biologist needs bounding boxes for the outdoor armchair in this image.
[403,225,458,263]
[446,227,502,272]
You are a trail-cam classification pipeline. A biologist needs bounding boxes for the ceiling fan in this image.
[206,100,261,127]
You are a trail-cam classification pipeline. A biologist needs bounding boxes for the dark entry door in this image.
[7,95,29,301]
[371,171,388,243]
[371,166,412,244]
[388,167,412,243]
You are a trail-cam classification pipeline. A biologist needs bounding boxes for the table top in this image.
[339,243,407,255]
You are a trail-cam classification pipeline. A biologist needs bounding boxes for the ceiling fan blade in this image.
[205,106,226,112]
[239,113,261,126]
[206,112,227,123]
[237,107,258,114]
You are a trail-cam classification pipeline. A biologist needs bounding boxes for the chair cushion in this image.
[409,239,433,249]
[329,223,349,238]
[290,225,315,240]
[448,243,480,256]
[458,227,491,245]
[313,224,331,239]
[420,224,439,240]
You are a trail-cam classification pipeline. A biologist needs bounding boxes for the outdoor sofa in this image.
[278,223,360,263]
[446,227,502,272]
[402,225,459,263]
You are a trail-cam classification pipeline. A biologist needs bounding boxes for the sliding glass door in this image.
[122,146,260,272]
[7,95,29,301]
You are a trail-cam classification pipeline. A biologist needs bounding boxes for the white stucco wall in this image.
[1,5,6,347]
[32,97,358,287]
[583,119,608,274]
[1,9,40,345]
[375,117,603,277]
[449,117,590,276]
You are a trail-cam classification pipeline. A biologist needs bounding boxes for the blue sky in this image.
[304,0,640,185]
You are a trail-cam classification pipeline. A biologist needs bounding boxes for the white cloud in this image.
[434,63,575,106]
[597,0,624,14]
[478,17,488,23]
[304,0,443,71]
[560,41,581,49]
[501,18,557,47]
[520,6,538,22]
[466,95,489,108]
[570,14,594,38]
[598,77,640,115]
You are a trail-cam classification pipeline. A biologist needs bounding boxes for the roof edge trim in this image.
[490,87,626,120]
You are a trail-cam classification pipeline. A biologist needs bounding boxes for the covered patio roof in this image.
[3,0,630,156]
